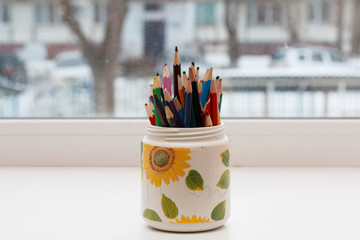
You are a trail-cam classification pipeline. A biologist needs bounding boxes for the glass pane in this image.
[0,0,359,118]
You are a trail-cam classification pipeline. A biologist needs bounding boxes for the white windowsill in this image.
[0,166,359,239]
[1,119,360,166]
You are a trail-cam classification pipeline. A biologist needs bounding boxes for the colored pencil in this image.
[173,46,181,100]
[165,105,177,127]
[154,94,168,127]
[201,68,209,82]
[163,64,171,96]
[156,73,165,107]
[164,89,183,127]
[205,109,213,127]
[219,78,223,112]
[189,67,203,127]
[149,84,153,103]
[145,103,155,126]
[174,97,184,126]
[191,62,196,74]
[209,80,218,126]
[149,101,155,114]
[182,71,187,108]
[152,77,162,126]
[196,67,199,82]
[177,75,184,109]
[184,79,192,128]
[198,80,203,96]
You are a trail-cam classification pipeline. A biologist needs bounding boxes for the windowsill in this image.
[1,119,360,167]
[0,166,358,239]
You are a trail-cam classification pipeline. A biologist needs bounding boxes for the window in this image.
[94,2,108,23]
[196,3,215,25]
[144,3,162,11]
[35,3,62,24]
[307,0,333,24]
[248,1,283,25]
[312,52,323,62]
[0,3,10,23]
[0,0,358,118]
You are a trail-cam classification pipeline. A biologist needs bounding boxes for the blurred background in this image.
[0,0,360,118]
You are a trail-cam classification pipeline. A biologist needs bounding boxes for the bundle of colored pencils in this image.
[145,46,223,128]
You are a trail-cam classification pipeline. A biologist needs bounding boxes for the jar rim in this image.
[146,123,225,142]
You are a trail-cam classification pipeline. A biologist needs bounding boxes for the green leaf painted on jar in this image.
[221,149,230,167]
[211,200,226,221]
[143,208,162,222]
[216,169,230,189]
[161,194,178,219]
[185,170,204,191]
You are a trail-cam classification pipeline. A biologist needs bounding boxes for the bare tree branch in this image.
[225,0,240,67]
[101,0,128,66]
[59,0,98,68]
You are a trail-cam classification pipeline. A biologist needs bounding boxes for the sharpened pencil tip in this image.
[175,46,178,51]
[183,71,186,74]
[156,73,159,76]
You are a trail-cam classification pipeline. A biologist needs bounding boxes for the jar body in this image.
[140,124,231,232]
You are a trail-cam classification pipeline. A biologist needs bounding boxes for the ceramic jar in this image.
[140,123,230,232]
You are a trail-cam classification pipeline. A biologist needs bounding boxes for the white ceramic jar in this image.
[140,123,230,232]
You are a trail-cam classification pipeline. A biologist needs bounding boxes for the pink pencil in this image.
[163,64,172,96]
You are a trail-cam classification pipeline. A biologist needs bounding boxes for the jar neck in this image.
[146,123,225,142]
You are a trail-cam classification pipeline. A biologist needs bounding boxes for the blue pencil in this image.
[200,68,213,108]
[184,80,192,128]
[200,80,211,108]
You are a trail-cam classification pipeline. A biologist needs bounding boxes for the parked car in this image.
[0,53,27,84]
[53,51,92,83]
[270,46,348,69]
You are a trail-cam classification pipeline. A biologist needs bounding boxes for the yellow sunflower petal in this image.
[162,171,170,185]
[154,174,162,187]
[167,168,179,182]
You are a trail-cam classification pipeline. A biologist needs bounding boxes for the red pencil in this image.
[145,103,155,125]
[177,75,185,109]
[209,80,218,126]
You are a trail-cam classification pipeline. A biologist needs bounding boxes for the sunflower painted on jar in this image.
[170,215,210,224]
[143,144,191,187]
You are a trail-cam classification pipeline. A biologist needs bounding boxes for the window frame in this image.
[0,2,10,24]
[0,119,359,167]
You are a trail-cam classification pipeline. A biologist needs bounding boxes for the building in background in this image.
[0,0,356,60]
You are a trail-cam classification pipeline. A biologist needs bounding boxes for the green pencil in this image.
[153,76,162,126]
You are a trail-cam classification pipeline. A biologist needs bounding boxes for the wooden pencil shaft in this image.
[188,67,197,83]
[208,68,213,80]
[201,68,209,81]
[145,104,153,117]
